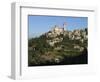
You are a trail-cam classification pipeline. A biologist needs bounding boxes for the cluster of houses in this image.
[46,24,65,46]
[68,29,87,41]
[45,23,87,52]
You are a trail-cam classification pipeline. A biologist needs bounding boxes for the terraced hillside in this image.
[28,27,88,66]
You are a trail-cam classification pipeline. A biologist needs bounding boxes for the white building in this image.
[53,25,64,35]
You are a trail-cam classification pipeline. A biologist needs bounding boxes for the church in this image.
[52,22,67,35]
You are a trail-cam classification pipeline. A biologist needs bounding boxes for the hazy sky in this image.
[28,15,88,38]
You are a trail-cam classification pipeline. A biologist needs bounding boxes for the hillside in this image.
[28,26,88,66]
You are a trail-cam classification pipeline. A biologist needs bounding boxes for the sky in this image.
[28,15,88,38]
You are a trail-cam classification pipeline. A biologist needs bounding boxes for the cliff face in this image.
[28,26,88,66]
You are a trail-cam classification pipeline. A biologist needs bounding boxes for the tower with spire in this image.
[63,22,67,31]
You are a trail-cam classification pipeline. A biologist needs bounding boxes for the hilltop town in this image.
[28,23,88,66]
[45,24,87,49]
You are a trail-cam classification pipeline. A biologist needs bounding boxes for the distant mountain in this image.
[28,26,88,66]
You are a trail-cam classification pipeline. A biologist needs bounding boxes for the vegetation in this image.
[28,28,88,66]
